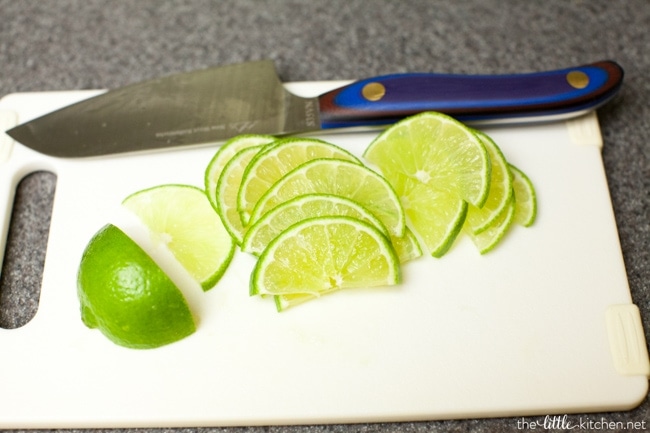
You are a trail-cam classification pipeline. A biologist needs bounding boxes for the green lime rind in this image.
[249,158,406,237]
[402,181,468,258]
[273,226,413,309]
[237,137,362,226]
[241,193,389,255]
[250,216,400,298]
[465,196,516,254]
[362,111,495,257]
[464,131,514,234]
[275,294,313,312]
[204,134,277,212]
[214,145,266,244]
[274,290,338,312]
[122,184,235,291]
[390,226,423,263]
[77,224,196,349]
[509,163,538,227]
[363,111,491,208]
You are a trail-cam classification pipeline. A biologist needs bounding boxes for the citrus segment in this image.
[205,134,276,212]
[241,193,388,255]
[275,293,319,312]
[122,184,234,291]
[464,131,513,234]
[510,164,537,227]
[402,181,468,257]
[250,159,406,237]
[465,197,516,254]
[363,111,491,208]
[77,224,196,349]
[215,145,265,244]
[250,216,399,297]
[390,226,423,263]
[237,138,361,225]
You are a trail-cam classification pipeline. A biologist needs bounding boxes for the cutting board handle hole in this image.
[0,171,56,329]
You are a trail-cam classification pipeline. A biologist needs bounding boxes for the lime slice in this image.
[275,293,318,312]
[215,145,266,244]
[241,193,388,255]
[390,226,423,263]
[402,181,468,257]
[510,164,537,227]
[464,131,514,234]
[237,137,361,225]
[77,224,196,349]
[250,216,400,298]
[465,197,516,254]
[122,185,235,291]
[363,111,491,208]
[250,158,406,237]
[205,134,276,211]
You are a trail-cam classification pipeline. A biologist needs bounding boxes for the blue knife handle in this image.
[318,60,623,128]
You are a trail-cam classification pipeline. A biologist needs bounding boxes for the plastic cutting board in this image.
[0,82,648,428]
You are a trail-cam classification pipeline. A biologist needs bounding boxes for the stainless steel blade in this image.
[6,60,320,157]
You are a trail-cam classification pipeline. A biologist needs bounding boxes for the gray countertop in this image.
[0,0,648,432]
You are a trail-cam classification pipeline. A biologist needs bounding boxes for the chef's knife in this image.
[5,59,623,158]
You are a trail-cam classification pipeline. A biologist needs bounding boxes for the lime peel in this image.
[363,111,493,257]
[250,158,406,237]
[364,111,491,208]
[250,216,400,299]
[122,184,235,291]
[241,193,389,256]
[77,224,196,349]
[205,134,276,213]
[464,131,514,234]
[237,137,361,225]
[510,163,538,227]
[215,145,266,244]
[465,197,516,254]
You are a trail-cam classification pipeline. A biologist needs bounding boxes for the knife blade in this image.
[5,59,623,158]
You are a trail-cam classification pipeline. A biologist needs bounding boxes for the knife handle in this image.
[318,60,623,127]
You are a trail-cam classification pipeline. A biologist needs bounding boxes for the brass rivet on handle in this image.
[566,71,590,89]
[361,82,386,101]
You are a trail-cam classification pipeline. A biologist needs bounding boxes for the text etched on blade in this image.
[155,121,260,139]
[304,101,317,127]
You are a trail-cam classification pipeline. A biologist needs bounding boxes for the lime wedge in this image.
[241,193,388,255]
[122,184,235,291]
[250,216,400,298]
[275,293,317,312]
[464,131,514,234]
[363,111,491,208]
[402,181,468,257]
[465,196,516,254]
[390,226,423,263]
[215,145,265,244]
[78,224,196,349]
[205,134,276,212]
[237,137,361,225]
[510,164,537,227]
[250,158,406,237]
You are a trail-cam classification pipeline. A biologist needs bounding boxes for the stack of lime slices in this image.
[77,111,538,349]
[207,115,536,310]
[364,112,536,257]
[209,135,422,310]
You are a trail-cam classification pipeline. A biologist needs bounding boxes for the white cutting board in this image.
[0,82,648,428]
